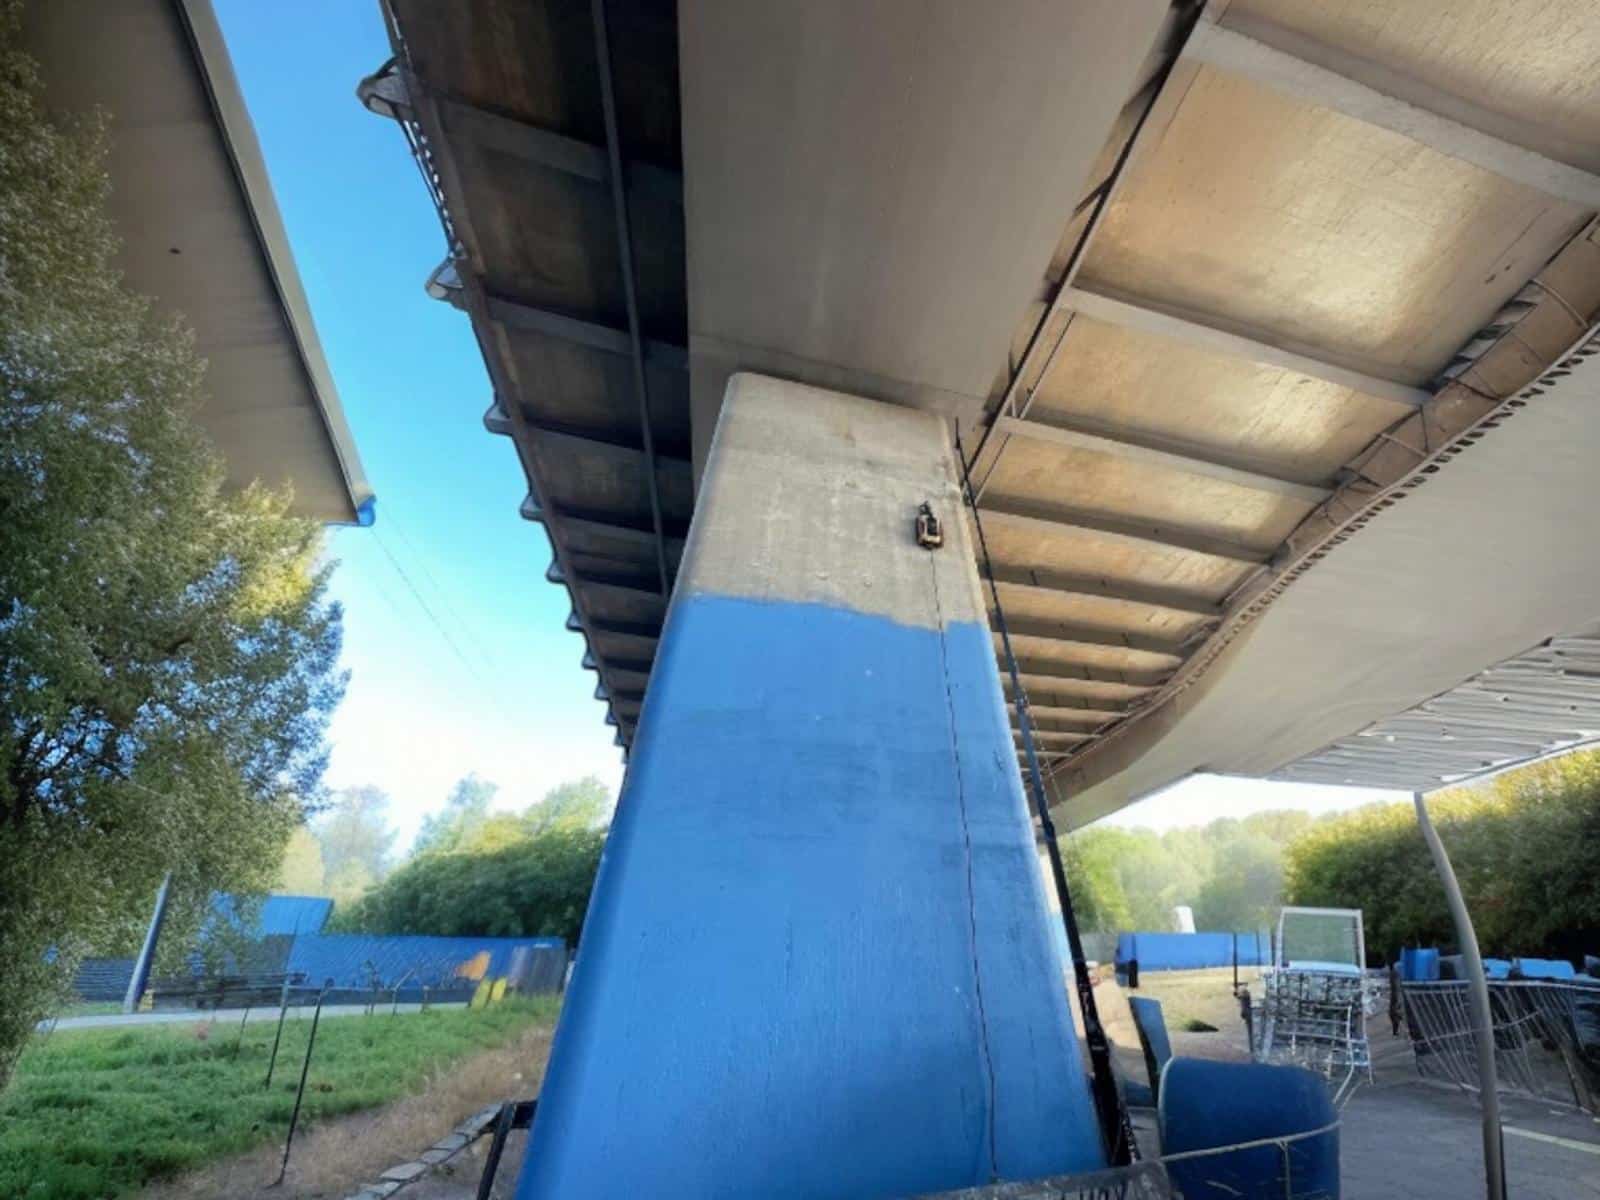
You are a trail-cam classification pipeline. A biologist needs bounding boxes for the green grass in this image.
[0,997,560,1200]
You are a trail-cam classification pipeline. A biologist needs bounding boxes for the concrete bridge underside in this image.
[365,2,1600,1196]
[376,0,1600,820]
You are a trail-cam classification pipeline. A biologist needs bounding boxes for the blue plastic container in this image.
[1400,947,1440,981]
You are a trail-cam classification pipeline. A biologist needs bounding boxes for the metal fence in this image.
[922,1121,1340,1199]
[1401,979,1600,1114]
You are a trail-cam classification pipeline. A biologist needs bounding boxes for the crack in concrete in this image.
[929,546,1000,1183]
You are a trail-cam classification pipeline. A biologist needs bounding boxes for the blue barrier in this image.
[204,893,333,941]
[1439,953,1512,981]
[286,934,565,990]
[1115,932,1268,972]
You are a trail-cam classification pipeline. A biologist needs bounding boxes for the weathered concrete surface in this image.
[679,0,1171,474]
[518,377,1103,1198]
[683,373,987,627]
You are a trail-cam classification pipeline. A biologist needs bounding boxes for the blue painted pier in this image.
[519,376,1103,1198]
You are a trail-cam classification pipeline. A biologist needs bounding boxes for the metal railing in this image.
[1401,979,1600,1114]
[921,1120,1341,1199]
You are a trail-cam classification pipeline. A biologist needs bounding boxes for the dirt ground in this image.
[1091,964,1259,1084]
[137,1022,553,1200]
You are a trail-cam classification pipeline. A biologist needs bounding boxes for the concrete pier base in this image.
[517,376,1103,1199]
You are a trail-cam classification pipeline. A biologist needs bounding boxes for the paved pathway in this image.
[37,1001,466,1032]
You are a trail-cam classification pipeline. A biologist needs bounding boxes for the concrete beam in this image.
[485,295,689,370]
[979,499,1270,566]
[1007,694,1133,718]
[1061,286,1431,409]
[567,611,661,643]
[562,572,669,607]
[994,415,1333,505]
[1014,728,1093,744]
[520,494,687,554]
[1011,658,1170,690]
[598,665,652,690]
[994,615,1187,659]
[981,563,1221,621]
[435,95,682,201]
[1187,20,1600,212]
[1010,703,1123,726]
[489,406,690,467]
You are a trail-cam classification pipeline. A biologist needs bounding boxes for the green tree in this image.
[413,773,497,856]
[526,775,612,834]
[1062,808,1317,935]
[332,776,616,945]
[457,811,536,854]
[1192,833,1283,932]
[335,826,606,946]
[0,13,343,1085]
[313,786,395,904]
[1283,750,1600,961]
[1062,832,1133,933]
[275,827,327,895]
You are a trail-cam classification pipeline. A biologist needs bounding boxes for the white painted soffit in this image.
[23,0,373,525]
[1057,322,1600,826]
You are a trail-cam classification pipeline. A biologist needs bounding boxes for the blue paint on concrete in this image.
[518,594,1103,1199]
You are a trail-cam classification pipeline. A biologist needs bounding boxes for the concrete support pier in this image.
[518,376,1103,1198]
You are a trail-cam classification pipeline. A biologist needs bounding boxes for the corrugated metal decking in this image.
[1276,631,1600,791]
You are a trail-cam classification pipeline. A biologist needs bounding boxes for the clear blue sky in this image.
[214,0,625,850]
[211,1,1401,848]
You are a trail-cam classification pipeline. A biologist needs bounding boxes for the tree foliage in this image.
[1062,811,1314,935]
[333,777,616,946]
[0,12,343,1083]
[313,786,396,903]
[412,773,497,856]
[525,775,611,835]
[275,826,327,895]
[336,826,606,947]
[1284,751,1600,961]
